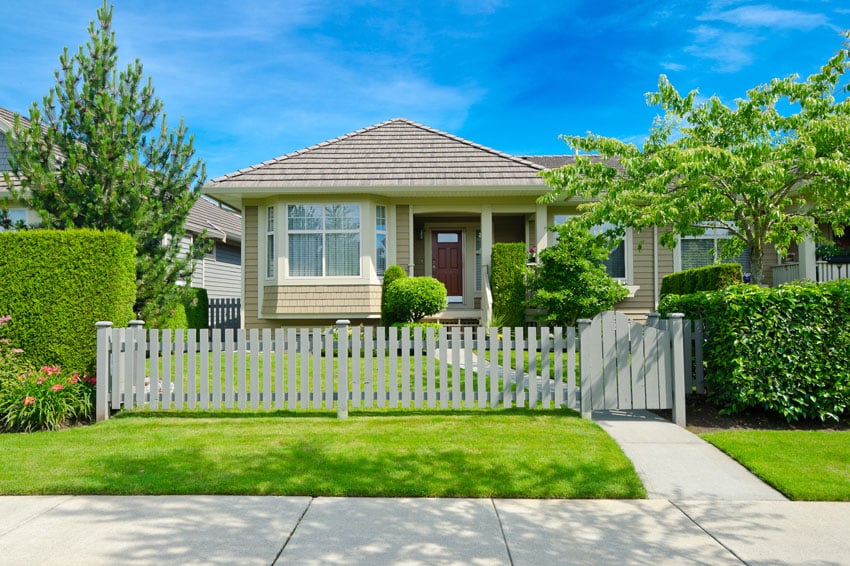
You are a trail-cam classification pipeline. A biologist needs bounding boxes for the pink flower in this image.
[85,375,96,385]
[0,314,11,325]
[11,348,23,354]
[37,377,45,384]
[41,366,61,376]
[50,384,64,392]
[70,373,80,384]
[23,396,35,406]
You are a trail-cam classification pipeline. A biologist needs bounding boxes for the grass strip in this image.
[701,430,850,501]
[0,409,644,498]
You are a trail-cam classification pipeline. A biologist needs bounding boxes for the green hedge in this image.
[660,263,742,297]
[185,287,209,329]
[659,282,850,422]
[0,229,136,373]
[491,243,527,327]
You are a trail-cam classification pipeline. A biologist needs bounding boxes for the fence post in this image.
[95,321,113,422]
[577,318,592,420]
[669,313,686,427]
[336,320,350,419]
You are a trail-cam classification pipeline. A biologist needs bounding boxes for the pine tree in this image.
[4,1,206,323]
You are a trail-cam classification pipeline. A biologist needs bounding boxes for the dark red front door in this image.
[432,231,463,302]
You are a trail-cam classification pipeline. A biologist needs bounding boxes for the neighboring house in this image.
[1,106,242,314]
[206,117,781,328]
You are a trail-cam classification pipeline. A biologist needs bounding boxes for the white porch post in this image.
[535,204,548,252]
[481,205,493,271]
[799,235,817,282]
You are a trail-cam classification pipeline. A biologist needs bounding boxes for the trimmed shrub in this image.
[385,277,448,323]
[184,287,209,329]
[491,243,527,328]
[527,222,628,327]
[381,265,408,326]
[660,281,850,422]
[0,229,136,373]
[660,263,742,297]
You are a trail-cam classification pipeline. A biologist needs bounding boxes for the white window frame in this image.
[265,206,276,280]
[286,203,362,279]
[674,224,750,273]
[376,205,387,278]
[552,214,634,284]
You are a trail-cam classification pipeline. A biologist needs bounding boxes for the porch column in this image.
[799,235,817,282]
[481,205,493,271]
[535,203,548,252]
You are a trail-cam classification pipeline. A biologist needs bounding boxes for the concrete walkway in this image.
[2,495,849,565]
[594,409,788,501]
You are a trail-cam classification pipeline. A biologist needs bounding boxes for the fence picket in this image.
[615,314,632,409]
[211,329,222,409]
[527,327,537,409]
[476,328,486,409]
[364,327,374,408]
[463,327,473,407]
[413,327,423,409]
[439,326,448,409]
[324,330,334,409]
[489,328,498,409]
[312,329,322,409]
[541,328,551,408]
[224,330,234,409]
[261,328,272,409]
[630,323,646,410]
[566,327,576,410]
[426,327,436,408]
[134,327,146,409]
[515,327,525,408]
[401,326,411,408]
[377,329,386,408]
[122,328,133,409]
[275,329,284,409]
[388,328,398,408]
[352,327,361,409]
[287,329,297,410]
[501,329,512,408]
[187,330,197,409]
[451,327,461,409]
[199,329,209,409]
[149,330,160,410]
[162,329,173,409]
[553,328,563,409]
[175,330,185,409]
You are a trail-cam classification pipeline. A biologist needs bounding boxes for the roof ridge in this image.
[207,117,545,184]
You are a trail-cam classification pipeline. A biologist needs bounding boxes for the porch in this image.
[771,260,850,286]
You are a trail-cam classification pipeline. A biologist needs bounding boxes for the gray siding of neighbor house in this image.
[0,137,10,171]
[191,241,241,298]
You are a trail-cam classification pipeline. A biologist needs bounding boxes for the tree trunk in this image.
[749,245,764,285]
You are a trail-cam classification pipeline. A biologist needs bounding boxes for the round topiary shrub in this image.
[385,277,448,323]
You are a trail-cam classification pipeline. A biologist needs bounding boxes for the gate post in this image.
[669,313,686,427]
[577,318,592,420]
[95,321,113,422]
[336,320,350,419]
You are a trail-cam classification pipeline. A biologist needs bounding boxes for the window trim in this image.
[674,225,750,273]
[376,204,387,278]
[265,206,276,280]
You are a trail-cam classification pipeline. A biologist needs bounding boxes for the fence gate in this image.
[578,311,686,425]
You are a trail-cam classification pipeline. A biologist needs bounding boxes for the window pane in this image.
[376,205,386,232]
[327,233,360,276]
[289,233,323,276]
[437,233,459,243]
[288,205,322,231]
[325,205,360,230]
[681,239,715,270]
[604,241,626,279]
[266,234,275,278]
[376,233,386,276]
[722,249,751,273]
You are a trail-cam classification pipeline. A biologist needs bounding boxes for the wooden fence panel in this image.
[615,314,632,408]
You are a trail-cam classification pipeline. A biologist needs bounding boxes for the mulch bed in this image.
[654,395,850,434]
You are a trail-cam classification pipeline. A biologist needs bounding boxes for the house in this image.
[206,118,783,328]
[1,105,242,315]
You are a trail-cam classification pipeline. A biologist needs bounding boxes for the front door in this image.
[432,230,463,303]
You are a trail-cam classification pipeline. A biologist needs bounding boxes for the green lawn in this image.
[0,409,644,498]
[701,430,850,501]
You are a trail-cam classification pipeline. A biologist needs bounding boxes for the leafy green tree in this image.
[3,1,206,322]
[527,221,628,327]
[540,36,850,285]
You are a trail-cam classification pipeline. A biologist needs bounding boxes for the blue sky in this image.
[1,1,847,180]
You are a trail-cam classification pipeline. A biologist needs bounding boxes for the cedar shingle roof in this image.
[185,197,241,244]
[207,118,547,189]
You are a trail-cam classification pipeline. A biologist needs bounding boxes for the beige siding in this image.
[243,206,260,328]
[262,285,382,316]
[396,205,410,274]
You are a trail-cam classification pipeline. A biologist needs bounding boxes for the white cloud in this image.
[685,25,758,72]
[699,4,830,30]
[661,61,687,72]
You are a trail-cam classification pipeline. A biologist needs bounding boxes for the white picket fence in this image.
[95,312,697,426]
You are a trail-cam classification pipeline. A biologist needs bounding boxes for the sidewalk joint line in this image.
[491,498,514,566]
[272,496,313,565]
[670,500,750,565]
[0,495,74,538]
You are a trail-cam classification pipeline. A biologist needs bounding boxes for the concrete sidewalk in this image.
[2,496,849,565]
